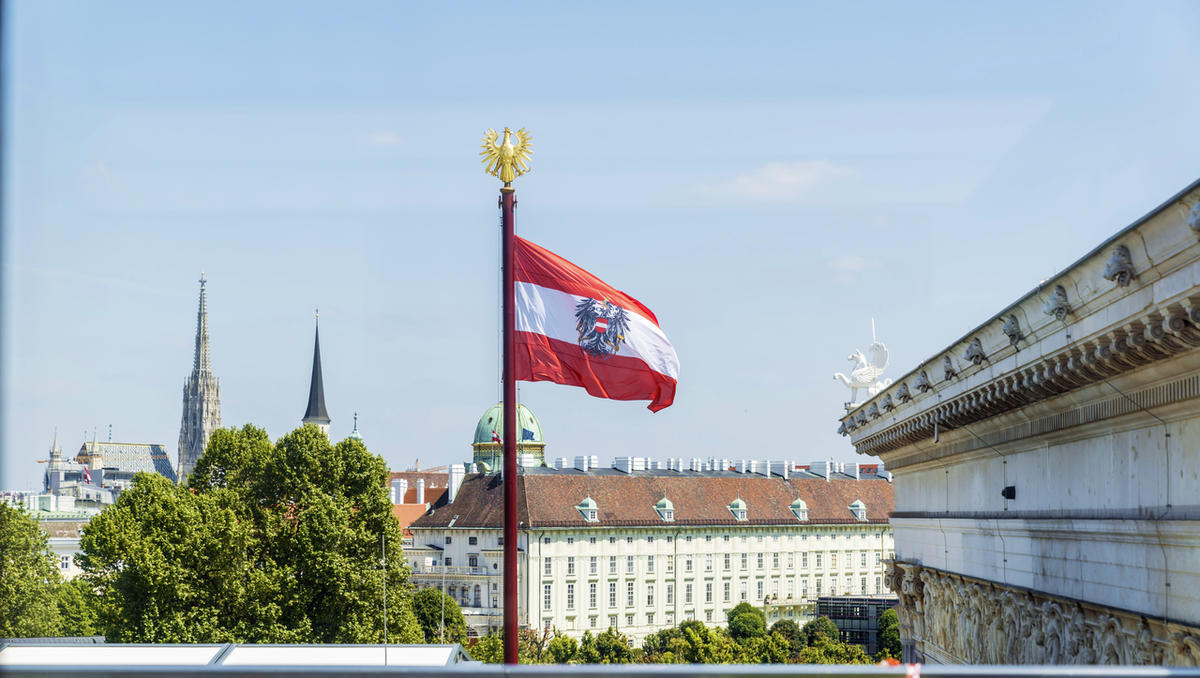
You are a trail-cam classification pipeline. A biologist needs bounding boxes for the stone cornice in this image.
[840,179,1200,459]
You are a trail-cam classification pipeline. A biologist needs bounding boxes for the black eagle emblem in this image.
[574,298,631,357]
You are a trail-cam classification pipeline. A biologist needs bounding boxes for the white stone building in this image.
[839,178,1200,665]
[406,410,894,641]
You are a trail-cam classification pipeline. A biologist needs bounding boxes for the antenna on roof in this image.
[108,424,112,442]
[871,317,876,344]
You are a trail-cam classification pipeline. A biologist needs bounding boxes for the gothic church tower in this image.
[177,272,221,481]
[302,311,331,435]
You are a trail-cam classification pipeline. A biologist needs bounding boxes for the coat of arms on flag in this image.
[574,298,630,357]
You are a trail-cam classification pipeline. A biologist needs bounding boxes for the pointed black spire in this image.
[303,310,330,428]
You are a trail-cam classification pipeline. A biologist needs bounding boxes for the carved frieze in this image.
[943,356,957,381]
[1189,200,1200,236]
[891,561,1200,666]
[1001,314,1023,346]
[880,394,894,412]
[1102,244,1136,287]
[964,338,986,366]
[896,382,912,403]
[867,402,880,419]
[1043,285,1072,321]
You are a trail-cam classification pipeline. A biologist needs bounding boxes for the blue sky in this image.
[4,1,1200,488]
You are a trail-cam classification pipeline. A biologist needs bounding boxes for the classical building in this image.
[177,273,221,482]
[839,179,1200,665]
[302,313,331,435]
[407,405,895,641]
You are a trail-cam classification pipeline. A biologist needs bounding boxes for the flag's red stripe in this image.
[515,331,677,412]
[514,236,661,327]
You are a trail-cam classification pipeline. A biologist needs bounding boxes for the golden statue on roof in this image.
[480,127,533,185]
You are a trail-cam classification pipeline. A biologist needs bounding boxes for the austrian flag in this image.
[514,236,679,411]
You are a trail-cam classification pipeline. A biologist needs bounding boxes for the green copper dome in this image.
[655,497,674,511]
[789,497,808,510]
[729,497,747,510]
[473,403,544,445]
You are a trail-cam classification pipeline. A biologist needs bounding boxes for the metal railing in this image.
[3,664,1200,677]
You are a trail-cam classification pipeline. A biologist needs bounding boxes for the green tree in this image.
[769,619,803,657]
[876,608,902,660]
[80,424,421,644]
[683,623,741,663]
[55,578,100,637]
[546,631,579,663]
[410,588,466,644]
[796,634,872,664]
[737,631,792,663]
[469,633,504,663]
[728,611,766,641]
[725,601,766,627]
[801,615,841,646]
[578,630,600,663]
[592,627,634,663]
[0,503,62,637]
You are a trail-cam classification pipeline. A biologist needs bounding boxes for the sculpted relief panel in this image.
[885,561,1200,666]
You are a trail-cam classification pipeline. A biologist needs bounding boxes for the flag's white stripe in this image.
[515,281,680,380]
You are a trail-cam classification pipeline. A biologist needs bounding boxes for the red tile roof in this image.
[410,471,893,529]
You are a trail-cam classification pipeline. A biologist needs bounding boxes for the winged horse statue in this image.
[834,326,892,406]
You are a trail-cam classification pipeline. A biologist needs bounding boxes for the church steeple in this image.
[302,310,330,435]
[178,272,221,482]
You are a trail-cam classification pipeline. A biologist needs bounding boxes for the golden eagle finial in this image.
[480,126,533,185]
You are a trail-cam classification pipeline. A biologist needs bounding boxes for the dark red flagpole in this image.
[501,184,518,664]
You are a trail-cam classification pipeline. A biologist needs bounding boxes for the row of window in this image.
[443,535,503,546]
[542,576,885,611]
[543,550,889,577]
[539,531,887,545]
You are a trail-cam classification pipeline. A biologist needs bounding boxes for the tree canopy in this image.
[876,608,902,660]
[78,424,421,643]
[410,588,467,644]
[802,615,841,646]
[0,502,62,637]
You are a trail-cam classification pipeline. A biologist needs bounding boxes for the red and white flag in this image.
[491,430,503,443]
[83,467,92,484]
[514,236,679,411]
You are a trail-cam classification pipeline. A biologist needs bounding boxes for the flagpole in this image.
[501,182,519,665]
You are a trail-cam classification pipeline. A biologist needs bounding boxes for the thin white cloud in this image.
[827,254,879,284]
[367,131,403,147]
[702,160,854,201]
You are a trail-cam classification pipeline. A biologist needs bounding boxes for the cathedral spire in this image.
[178,272,221,483]
[302,310,330,434]
[194,270,211,373]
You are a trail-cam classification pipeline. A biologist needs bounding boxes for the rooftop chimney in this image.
[417,478,426,504]
[449,464,466,503]
[574,456,589,472]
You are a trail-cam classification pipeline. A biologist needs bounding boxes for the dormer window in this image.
[849,499,867,521]
[577,496,598,522]
[654,497,675,522]
[790,497,809,522]
[728,498,748,521]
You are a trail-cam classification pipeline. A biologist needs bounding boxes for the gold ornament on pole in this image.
[480,127,533,187]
